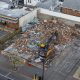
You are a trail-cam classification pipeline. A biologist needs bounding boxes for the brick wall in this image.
[61,7,80,17]
[6,22,19,30]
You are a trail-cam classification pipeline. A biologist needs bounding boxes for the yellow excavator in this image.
[38,43,53,59]
[38,31,58,60]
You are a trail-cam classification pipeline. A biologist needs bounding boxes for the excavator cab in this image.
[38,43,54,59]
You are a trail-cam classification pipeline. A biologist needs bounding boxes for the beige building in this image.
[0,7,38,30]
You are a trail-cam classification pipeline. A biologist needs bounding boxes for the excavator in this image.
[35,31,58,62]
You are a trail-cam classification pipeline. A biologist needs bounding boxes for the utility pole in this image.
[42,58,45,80]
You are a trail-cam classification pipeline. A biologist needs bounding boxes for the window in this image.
[28,0,31,3]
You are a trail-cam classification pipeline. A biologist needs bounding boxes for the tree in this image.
[6,52,25,71]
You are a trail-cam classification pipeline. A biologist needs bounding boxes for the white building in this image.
[25,0,41,6]
[9,0,41,6]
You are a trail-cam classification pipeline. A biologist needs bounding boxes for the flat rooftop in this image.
[0,7,34,18]
[0,1,9,9]
[63,0,80,11]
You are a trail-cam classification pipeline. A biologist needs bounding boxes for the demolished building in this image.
[2,17,79,69]
[0,3,80,79]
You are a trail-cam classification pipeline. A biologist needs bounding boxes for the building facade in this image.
[9,0,41,6]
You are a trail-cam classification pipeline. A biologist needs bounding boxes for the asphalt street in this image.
[18,64,42,77]
[0,75,10,80]
[0,54,32,80]
[0,66,32,80]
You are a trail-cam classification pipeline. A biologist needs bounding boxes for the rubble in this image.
[2,18,79,69]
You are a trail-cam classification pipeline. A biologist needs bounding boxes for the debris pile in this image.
[7,19,76,61]
[14,19,76,53]
[2,19,79,69]
[15,20,74,50]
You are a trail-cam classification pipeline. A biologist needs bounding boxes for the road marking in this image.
[0,73,14,80]
[6,72,11,77]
